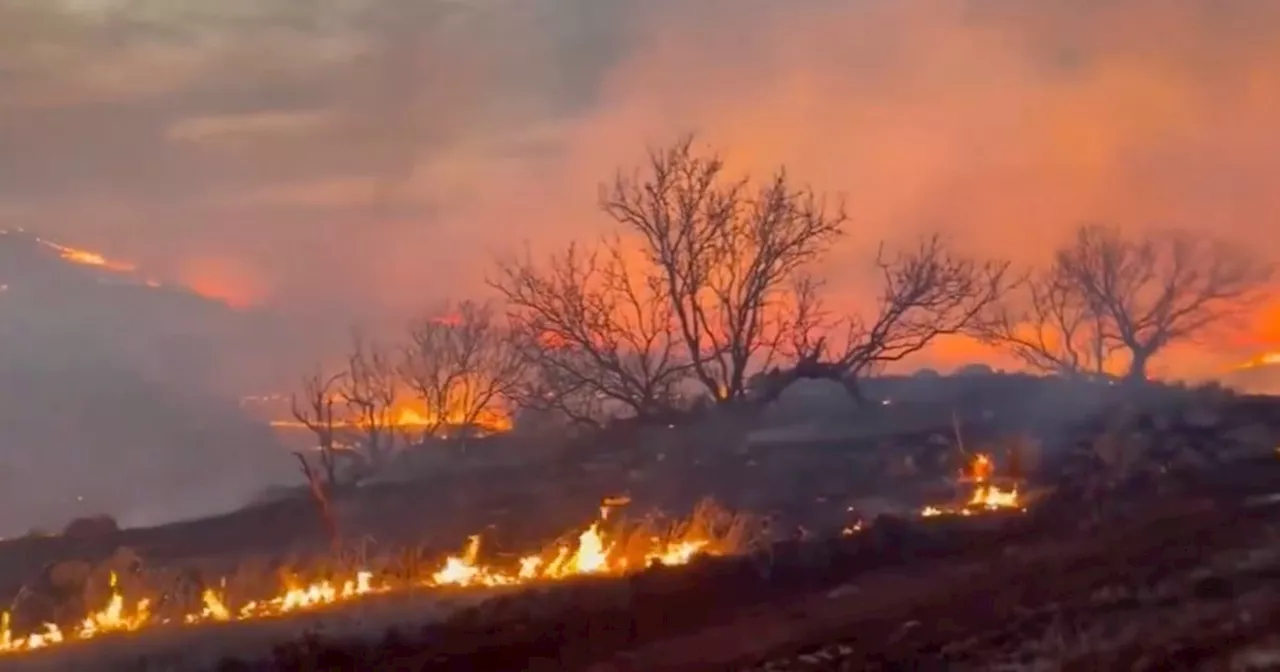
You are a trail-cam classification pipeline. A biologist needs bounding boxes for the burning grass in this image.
[0,499,755,656]
[0,447,1034,661]
[919,452,1026,518]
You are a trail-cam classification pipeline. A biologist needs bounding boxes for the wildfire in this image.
[268,404,513,435]
[920,452,1024,517]
[36,239,137,273]
[1236,351,1280,370]
[0,502,728,655]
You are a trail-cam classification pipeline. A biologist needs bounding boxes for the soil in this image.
[227,466,1280,671]
[4,385,1279,670]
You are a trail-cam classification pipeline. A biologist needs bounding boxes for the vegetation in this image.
[288,136,1272,476]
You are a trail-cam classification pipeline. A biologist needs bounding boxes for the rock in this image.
[62,514,119,539]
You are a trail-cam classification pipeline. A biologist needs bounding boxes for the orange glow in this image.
[177,258,268,308]
[921,452,1024,517]
[269,399,513,436]
[1237,352,1280,371]
[35,238,136,273]
[1250,300,1280,346]
[10,0,1280,381]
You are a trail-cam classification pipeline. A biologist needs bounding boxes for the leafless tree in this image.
[974,267,1120,379]
[490,240,692,426]
[339,331,400,468]
[756,235,1010,402]
[510,352,610,428]
[289,367,345,548]
[1054,225,1272,381]
[289,368,346,487]
[400,299,527,436]
[600,136,846,402]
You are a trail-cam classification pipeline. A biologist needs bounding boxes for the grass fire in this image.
[4,2,1280,670]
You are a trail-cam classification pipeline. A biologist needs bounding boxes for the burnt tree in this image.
[1054,225,1272,381]
[289,368,346,487]
[600,136,846,403]
[974,266,1119,379]
[339,332,400,469]
[491,240,692,426]
[756,235,1010,403]
[400,299,526,436]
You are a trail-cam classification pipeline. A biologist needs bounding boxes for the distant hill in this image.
[0,229,297,534]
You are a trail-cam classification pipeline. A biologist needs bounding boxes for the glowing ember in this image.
[0,503,727,654]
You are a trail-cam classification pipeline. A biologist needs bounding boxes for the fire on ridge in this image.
[0,501,732,655]
[0,477,1025,657]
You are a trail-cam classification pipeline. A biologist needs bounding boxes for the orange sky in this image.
[397,0,1280,375]
[4,0,1278,378]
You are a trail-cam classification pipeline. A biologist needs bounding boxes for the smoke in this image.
[1,0,1279,529]
[343,0,1280,365]
[5,1,1278,347]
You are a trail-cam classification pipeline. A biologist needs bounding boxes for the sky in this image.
[3,0,1280,376]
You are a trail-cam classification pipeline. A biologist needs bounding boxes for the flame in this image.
[36,239,137,273]
[1236,351,1280,370]
[267,401,513,435]
[966,453,994,482]
[0,502,724,654]
[919,453,1024,517]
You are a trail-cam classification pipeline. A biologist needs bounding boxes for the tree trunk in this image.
[1126,348,1152,382]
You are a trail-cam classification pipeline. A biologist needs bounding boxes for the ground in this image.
[2,380,1279,670]
[244,480,1280,672]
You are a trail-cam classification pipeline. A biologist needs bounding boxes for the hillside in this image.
[0,229,297,535]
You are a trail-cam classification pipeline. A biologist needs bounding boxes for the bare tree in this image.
[289,368,346,487]
[1054,225,1273,381]
[490,240,692,426]
[510,349,610,428]
[974,267,1119,379]
[289,368,345,548]
[400,299,527,436]
[339,331,400,468]
[757,235,1010,402]
[600,136,846,402]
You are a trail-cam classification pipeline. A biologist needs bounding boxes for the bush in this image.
[62,514,119,539]
[955,363,995,377]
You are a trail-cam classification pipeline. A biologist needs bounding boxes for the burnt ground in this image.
[3,383,1280,670]
[0,410,976,604]
[10,478,1279,671]
[232,467,1280,672]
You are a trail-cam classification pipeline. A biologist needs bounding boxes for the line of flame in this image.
[0,506,712,654]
